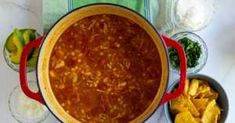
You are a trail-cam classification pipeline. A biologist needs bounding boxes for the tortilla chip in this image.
[194,83,210,97]
[170,79,221,123]
[185,95,200,117]
[184,79,190,94]
[191,98,209,115]
[193,82,218,100]
[201,100,221,123]
[170,94,188,115]
[170,94,200,117]
[175,111,199,123]
[188,79,199,96]
[208,89,219,100]
[195,118,201,122]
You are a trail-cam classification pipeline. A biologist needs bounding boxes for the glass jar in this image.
[172,0,215,32]
[169,32,208,74]
[152,0,176,34]
[8,82,49,123]
[150,0,215,35]
[3,29,40,72]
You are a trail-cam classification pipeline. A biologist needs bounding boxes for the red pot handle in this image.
[19,36,45,105]
[160,35,187,104]
[19,35,186,105]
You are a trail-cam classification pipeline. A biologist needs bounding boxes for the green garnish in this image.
[169,37,202,69]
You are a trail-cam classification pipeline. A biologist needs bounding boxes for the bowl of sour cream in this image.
[172,0,215,31]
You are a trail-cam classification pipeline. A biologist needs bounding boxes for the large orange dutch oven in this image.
[19,4,187,123]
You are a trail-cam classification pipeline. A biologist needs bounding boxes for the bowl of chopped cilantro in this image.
[168,32,208,73]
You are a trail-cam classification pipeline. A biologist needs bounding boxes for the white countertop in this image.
[0,0,234,123]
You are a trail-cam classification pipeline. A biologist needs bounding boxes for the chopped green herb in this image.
[169,37,202,69]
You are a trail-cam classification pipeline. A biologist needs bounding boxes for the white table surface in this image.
[0,0,234,123]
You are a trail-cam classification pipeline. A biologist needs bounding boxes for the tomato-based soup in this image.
[49,14,162,122]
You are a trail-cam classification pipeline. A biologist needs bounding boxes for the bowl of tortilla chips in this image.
[164,74,228,123]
